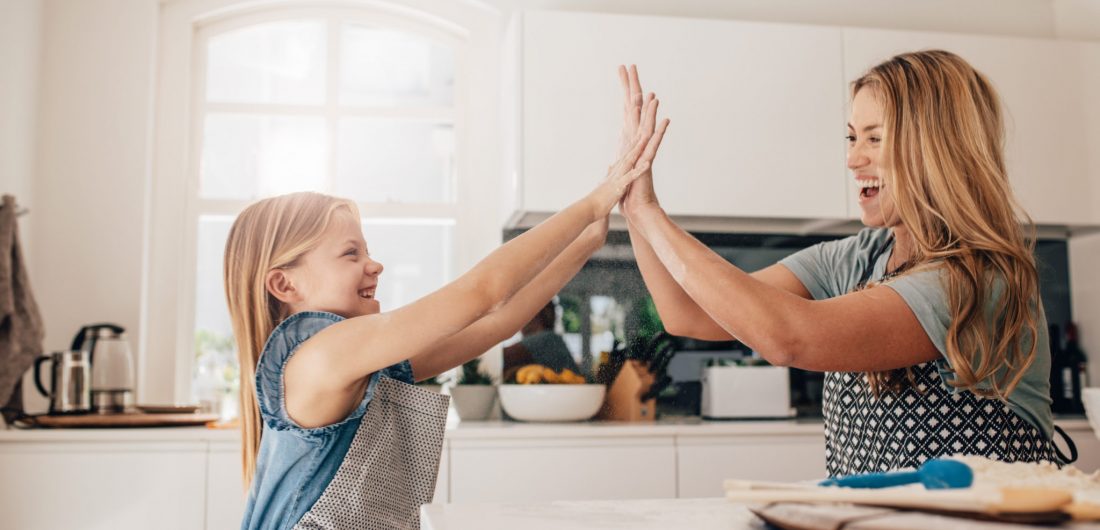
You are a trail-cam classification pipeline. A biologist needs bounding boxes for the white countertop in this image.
[420,497,764,530]
[0,416,1091,444]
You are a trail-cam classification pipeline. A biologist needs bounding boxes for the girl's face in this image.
[848,87,898,228]
[280,210,384,318]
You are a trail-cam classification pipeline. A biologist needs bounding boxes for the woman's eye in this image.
[845,135,856,142]
[869,137,881,144]
[343,248,358,257]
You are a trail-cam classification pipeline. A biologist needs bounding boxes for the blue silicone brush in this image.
[819,458,973,489]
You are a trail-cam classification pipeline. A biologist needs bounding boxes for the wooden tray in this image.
[749,503,1073,530]
[31,412,218,428]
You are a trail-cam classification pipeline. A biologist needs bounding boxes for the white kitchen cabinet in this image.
[0,441,207,530]
[519,11,849,220]
[206,441,245,530]
[1074,40,1100,221]
[449,436,677,502]
[677,432,827,497]
[842,29,1097,225]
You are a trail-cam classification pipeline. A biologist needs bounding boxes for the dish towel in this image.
[0,195,45,424]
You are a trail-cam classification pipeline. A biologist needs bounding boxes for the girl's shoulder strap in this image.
[255,311,345,426]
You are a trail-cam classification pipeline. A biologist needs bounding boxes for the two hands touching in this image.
[585,65,670,229]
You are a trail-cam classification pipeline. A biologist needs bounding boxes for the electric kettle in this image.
[71,323,134,414]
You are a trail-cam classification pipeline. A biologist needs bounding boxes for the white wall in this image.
[0,0,43,264]
[26,0,158,409]
[16,0,1100,409]
[484,0,1100,40]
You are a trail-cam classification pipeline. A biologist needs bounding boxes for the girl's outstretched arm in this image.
[409,216,608,381]
[285,98,668,427]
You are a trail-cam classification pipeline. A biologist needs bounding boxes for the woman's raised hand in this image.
[587,66,669,219]
[617,65,666,218]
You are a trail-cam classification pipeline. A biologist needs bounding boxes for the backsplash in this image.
[505,229,1075,417]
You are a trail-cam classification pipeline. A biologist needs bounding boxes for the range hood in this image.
[505,211,1089,239]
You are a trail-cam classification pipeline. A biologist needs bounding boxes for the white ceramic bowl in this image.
[1083,387,1100,440]
[498,384,606,422]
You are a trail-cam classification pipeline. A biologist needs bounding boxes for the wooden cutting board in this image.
[31,412,218,428]
[748,503,1082,530]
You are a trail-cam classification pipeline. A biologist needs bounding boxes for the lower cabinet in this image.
[0,441,207,530]
[448,436,678,503]
[677,433,827,497]
[206,442,245,530]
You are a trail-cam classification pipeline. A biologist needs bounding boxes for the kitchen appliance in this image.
[701,364,795,419]
[71,323,134,414]
[33,350,93,415]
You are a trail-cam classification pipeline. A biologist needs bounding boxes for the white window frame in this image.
[147,0,506,405]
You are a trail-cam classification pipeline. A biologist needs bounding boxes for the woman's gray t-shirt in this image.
[778,227,1054,439]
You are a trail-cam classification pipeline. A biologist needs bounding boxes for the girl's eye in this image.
[343,248,358,257]
[845,135,856,142]
[869,137,881,144]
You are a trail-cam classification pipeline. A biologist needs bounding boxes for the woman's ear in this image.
[265,269,300,305]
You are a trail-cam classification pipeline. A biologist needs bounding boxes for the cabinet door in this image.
[1075,41,1100,223]
[207,442,245,530]
[677,434,827,497]
[449,437,676,502]
[520,11,848,219]
[843,29,1093,225]
[0,442,207,530]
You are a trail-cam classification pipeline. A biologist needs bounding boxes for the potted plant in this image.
[415,374,446,394]
[450,357,496,421]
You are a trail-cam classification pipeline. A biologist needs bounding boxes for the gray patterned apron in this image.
[822,362,1058,477]
[822,239,1058,477]
[294,377,450,530]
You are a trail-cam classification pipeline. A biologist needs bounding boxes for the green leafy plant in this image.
[559,295,583,333]
[634,296,665,345]
[456,357,493,385]
[416,374,445,386]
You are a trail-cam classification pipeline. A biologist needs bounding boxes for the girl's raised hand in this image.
[588,70,669,219]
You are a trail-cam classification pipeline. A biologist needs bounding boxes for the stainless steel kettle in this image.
[71,323,134,414]
[33,350,93,415]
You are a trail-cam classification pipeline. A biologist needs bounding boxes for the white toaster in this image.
[701,365,795,419]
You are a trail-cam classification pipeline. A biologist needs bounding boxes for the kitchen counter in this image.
[420,498,1100,530]
[420,497,764,530]
[0,415,1092,443]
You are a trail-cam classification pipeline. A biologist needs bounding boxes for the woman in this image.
[617,53,1059,476]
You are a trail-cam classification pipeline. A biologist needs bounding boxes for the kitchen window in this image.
[185,8,466,415]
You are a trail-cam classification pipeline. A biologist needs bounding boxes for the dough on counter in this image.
[949,454,1100,505]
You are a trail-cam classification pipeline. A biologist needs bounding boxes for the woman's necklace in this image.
[856,234,912,289]
[882,253,912,282]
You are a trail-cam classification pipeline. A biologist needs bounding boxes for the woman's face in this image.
[848,87,898,228]
[282,210,384,318]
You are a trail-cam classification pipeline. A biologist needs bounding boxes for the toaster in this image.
[701,364,795,419]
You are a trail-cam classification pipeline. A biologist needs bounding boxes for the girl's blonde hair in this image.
[854,50,1042,399]
[223,192,358,490]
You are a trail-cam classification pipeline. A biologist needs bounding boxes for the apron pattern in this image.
[294,377,450,530]
[823,361,1057,477]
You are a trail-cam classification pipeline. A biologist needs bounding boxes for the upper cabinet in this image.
[518,12,850,220]
[514,12,1100,227]
[843,29,1099,225]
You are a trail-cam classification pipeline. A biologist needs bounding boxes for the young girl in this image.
[617,53,1061,477]
[225,94,668,529]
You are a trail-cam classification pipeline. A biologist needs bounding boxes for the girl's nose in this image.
[365,257,383,276]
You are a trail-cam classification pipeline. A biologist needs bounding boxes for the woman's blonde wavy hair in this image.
[854,50,1042,399]
[223,192,358,490]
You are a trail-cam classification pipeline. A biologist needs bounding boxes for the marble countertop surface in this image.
[420,497,765,530]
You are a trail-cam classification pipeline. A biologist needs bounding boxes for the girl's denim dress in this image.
[240,311,450,530]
